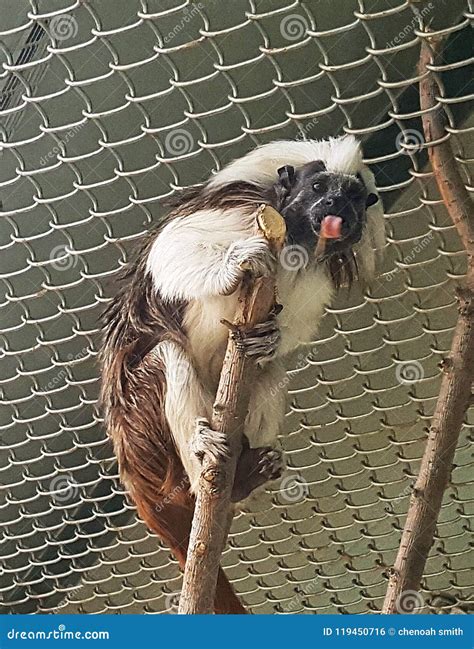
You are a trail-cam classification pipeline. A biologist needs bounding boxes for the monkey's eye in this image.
[313,182,321,191]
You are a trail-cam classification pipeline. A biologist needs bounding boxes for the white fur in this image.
[244,364,287,448]
[275,264,333,356]
[153,340,213,492]
[146,136,385,495]
[209,135,364,187]
[147,208,256,302]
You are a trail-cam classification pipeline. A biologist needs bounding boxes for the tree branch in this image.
[178,205,286,614]
[382,35,474,614]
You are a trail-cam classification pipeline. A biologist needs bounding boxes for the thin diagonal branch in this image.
[178,206,286,614]
[382,35,474,614]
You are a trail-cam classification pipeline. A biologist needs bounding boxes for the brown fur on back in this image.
[100,182,270,498]
[100,182,273,501]
[100,224,188,500]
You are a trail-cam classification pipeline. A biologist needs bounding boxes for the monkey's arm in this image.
[146,212,275,302]
[245,363,287,446]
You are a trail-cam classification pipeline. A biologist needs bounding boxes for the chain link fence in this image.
[0,0,472,614]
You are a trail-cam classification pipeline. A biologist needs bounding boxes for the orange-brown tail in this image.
[135,494,247,614]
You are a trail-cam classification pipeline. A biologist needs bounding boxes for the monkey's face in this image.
[273,160,379,258]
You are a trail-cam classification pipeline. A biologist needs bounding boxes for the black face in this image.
[271,160,378,255]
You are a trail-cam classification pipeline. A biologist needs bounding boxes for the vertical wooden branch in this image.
[178,205,286,614]
[382,36,474,614]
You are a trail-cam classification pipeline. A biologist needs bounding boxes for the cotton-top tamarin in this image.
[100,135,385,614]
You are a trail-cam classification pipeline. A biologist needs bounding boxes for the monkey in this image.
[100,135,385,614]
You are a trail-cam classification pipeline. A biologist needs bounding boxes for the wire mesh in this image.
[0,0,472,615]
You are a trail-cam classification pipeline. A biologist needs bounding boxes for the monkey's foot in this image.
[237,316,281,366]
[191,418,230,463]
[258,447,284,481]
[232,445,284,502]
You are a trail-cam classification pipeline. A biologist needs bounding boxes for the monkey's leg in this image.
[155,340,221,492]
[244,362,288,446]
[229,363,288,502]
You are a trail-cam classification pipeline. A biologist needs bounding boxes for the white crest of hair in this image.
[208,135,364,188]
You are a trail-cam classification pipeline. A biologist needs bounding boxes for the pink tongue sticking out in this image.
[321,215,343,239]
[315,215,343,259]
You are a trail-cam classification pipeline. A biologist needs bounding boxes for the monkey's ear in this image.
[308,160,326,174]
[277,165,296,190]
[366,192,379,208]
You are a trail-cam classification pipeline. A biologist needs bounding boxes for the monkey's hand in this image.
[191,417,230,463]
[236,313,281,366]
[220,236,276,295]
